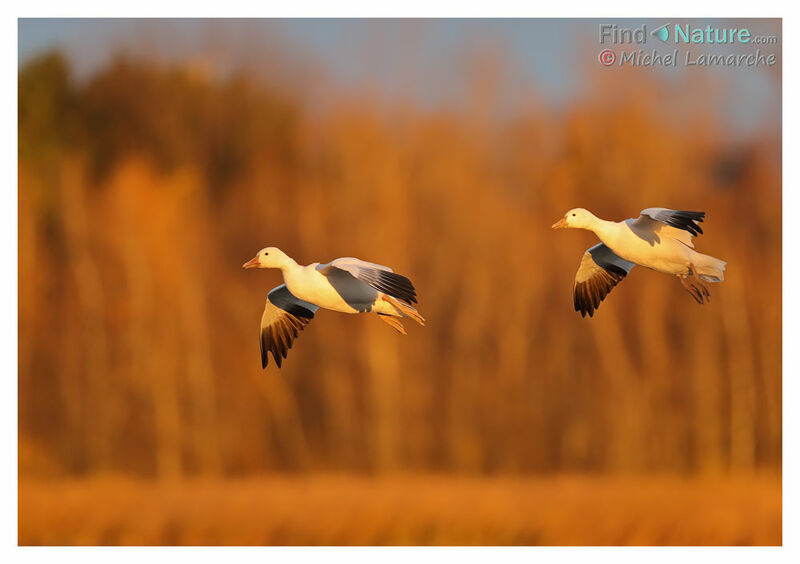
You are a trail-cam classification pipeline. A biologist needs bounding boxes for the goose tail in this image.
[692,252,727,282]
[381,294,425,326]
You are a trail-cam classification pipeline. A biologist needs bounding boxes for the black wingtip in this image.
[373,270,418,305]
[669,210,706,236]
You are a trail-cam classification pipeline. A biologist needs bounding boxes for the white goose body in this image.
[282,263,360,314]
[590,218,693,276]
[244,247,424,367]
[553,207,727,317]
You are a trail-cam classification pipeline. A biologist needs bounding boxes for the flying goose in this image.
[243,247,424,367]
[552,208,727,317]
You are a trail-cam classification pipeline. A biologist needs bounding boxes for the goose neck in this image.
[588,216,615,237]
[279,256,301,275]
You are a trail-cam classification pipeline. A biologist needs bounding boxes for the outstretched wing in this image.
[318,257,417,305]
[637,208,705,237]
[260,285,319,368]
[574,244,635,318]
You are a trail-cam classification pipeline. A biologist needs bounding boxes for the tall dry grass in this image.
[18,39,781,545]
[19,475,781,545]
[18,50,781,479]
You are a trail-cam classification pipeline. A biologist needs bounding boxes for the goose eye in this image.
[572,213,576,217]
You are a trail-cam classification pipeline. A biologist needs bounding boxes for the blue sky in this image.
[18,18,781,133]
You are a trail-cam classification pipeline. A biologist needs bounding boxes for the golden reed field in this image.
[19,475,780,545]
[18,22,781,545]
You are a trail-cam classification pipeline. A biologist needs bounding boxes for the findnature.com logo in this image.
[599,23,778,45]
[597,22,779,68]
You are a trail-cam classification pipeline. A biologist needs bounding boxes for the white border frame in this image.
[5,2,795,561]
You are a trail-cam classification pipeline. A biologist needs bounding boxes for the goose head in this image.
[552,208,597,230]
[243,247,292,269]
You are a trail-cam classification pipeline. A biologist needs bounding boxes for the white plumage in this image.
[243,247,424,367]
[553,207,727,317]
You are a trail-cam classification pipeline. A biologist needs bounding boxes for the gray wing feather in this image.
[329,257,394,273]
[638,208,705,236]
[574,244,635,318]
[319,257,417,305]
[260,285,319,369]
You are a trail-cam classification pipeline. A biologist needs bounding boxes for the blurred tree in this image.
[18,49,782,479]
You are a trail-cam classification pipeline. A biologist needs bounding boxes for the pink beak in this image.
[551,217,569,229]
[242,256,260,269]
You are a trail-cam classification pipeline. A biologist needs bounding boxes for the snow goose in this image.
[552,208,727,317]
[243,247,424,367]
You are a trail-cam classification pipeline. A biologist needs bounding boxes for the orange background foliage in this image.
[18,22,781,544]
